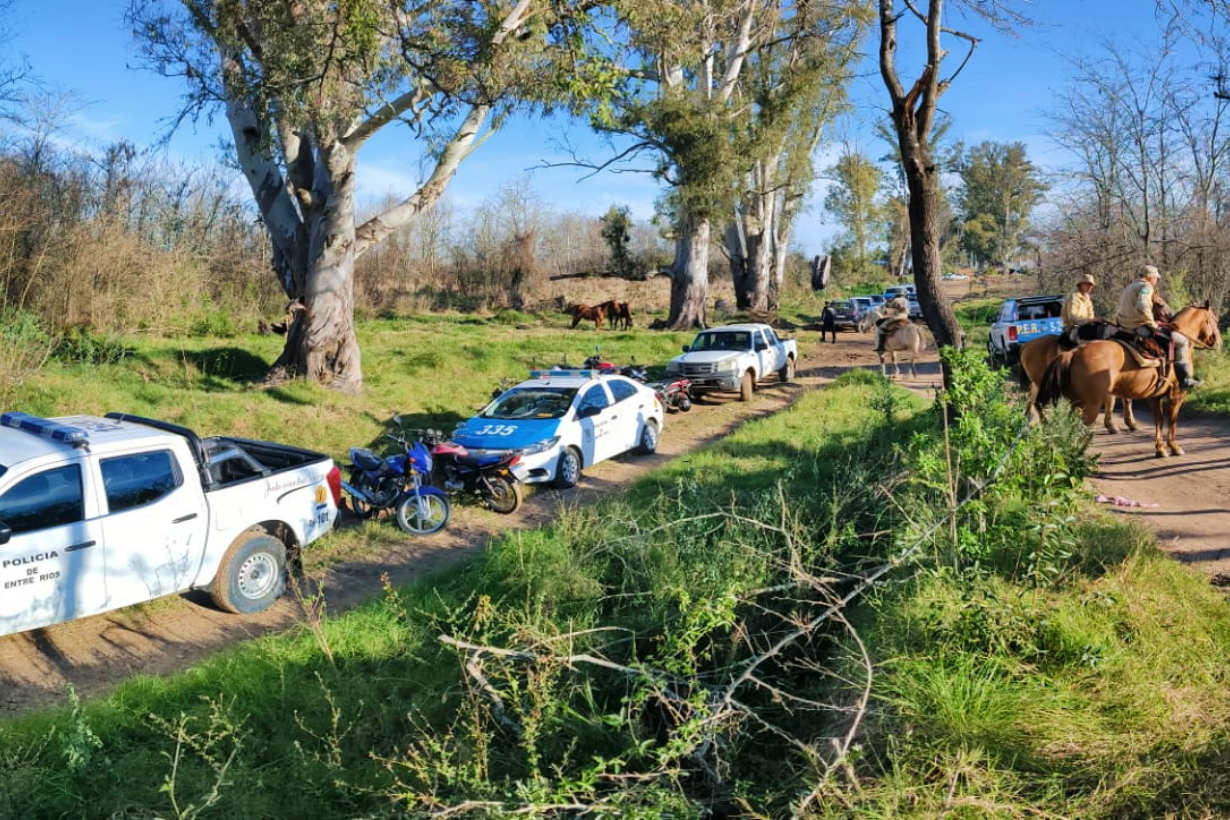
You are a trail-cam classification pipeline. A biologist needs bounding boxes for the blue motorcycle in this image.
[341,426,450,535]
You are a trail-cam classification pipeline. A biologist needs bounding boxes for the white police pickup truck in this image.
[0,412,340,638]
[666,323,798,402]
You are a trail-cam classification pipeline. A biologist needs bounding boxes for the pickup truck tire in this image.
[211,532,288,615]
[396,491,450,535]
[739,371,755,402]
[779,356,795,383]
[484,476,522,514]
[637,420,659,455]
[553,447,582,489]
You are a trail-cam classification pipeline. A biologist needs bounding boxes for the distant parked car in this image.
[829,299,859,330]
[942,272,969,281]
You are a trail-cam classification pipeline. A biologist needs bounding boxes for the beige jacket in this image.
[1062,290,1095,330]
[881,296,910,322]
[1116,280,1156,330]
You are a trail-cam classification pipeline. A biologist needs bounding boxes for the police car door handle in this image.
[65,540,96,553]
[172,513,198,524]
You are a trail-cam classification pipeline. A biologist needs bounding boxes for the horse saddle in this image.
[879,317,910,334]
[1058,320,1118,351]
[1110,338,1163,369]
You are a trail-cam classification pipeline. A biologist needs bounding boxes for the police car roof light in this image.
[1,412,89,445]
[530,368,597,379]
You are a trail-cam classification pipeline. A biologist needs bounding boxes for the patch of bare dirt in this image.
[0,326,938,716]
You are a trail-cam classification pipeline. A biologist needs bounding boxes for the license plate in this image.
[511,464,530,481]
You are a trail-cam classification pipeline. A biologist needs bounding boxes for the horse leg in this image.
[1103,395,1119,434]
[892,352,901,379]
[1167,392,1186,456]
[879,352,887,377]
[1081,401,1101,427]
[1150,398,1167,457]
[1123,398,1139,431]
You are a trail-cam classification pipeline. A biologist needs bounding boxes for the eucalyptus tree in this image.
[823,147,885,278]
[577,1,866,327]
[955,141,1046,273]
[876,0,1029,357]
[127,0,587,391]
[723,3,868,311]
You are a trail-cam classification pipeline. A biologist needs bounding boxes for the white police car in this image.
[452,369,665,488]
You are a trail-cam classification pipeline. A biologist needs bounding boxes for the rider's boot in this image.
[873,329,885,354]
[1175,360,1202,390]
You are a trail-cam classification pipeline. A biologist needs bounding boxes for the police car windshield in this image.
[483,387,577,420]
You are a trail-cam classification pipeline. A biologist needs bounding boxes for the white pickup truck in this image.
[0,412,340,638]
[666,323,798,401]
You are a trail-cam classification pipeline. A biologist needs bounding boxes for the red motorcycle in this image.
[417,429,525,514]
[651,375,692,412]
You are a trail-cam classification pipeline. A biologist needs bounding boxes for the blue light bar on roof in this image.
[0,412,89,445]
[530,368,597,379]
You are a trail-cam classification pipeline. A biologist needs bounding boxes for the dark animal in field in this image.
[571,303,608,329]
[614,301,634,329]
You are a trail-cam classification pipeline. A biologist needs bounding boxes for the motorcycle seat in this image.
[350,447,384,472]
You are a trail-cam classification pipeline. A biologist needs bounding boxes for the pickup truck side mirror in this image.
[755,341,769,351]
[682,345,691,353]
[0,521,10,545]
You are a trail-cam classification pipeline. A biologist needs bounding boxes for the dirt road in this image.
[3,311,1224,716]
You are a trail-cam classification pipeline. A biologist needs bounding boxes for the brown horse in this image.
[1036,303,1222,457]
[571,303,607,329]
[1019,335,1136,432]
[614,301,634,330]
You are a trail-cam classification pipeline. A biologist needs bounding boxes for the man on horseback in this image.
[1061,272,1097,344]
[1115,265,1201,389]
[873,294,910,354]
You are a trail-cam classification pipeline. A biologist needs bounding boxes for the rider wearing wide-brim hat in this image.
[1062,272,1098,343]
[1116,264,1201,389]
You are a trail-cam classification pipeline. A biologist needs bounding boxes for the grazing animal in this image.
[1036,303,1221,457]
[571,303,608,329]
[878,321,926,379]
[1019,335,1135,431]
[615,301,634,330]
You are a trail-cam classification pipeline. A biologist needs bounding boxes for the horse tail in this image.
[1035,350,1074,408]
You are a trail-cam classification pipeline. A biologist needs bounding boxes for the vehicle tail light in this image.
[1007,326,1018,342]
[326,465,342,507]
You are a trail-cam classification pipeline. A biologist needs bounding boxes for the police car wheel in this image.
[553,447,582,489]
[637,420,659,455]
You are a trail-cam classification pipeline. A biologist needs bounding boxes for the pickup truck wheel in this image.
[396,491,450,535]
[637,420,659,455]
[552,447,582,489]
[211,533,287,615]
[778,357,795,383]
[484,476,522,514]
[739,371,755,402]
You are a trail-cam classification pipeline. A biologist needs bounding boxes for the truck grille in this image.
[681,362,717,377]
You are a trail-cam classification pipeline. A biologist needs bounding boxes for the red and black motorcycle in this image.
[417,429,525,514]
[650,375,692,412]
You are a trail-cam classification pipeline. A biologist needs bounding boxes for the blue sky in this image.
[4,0,1191,256]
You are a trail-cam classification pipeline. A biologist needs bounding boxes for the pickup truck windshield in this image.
[483,387,577,420]
[690,331,752,352]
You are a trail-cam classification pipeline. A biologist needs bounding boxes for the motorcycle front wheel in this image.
[345,470,377,519]
[484,475,523,514]
[395,491,450,535]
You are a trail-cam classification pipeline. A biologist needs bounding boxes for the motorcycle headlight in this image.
[521,436,560,456]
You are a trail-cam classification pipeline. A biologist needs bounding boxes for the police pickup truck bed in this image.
[0,412,341,638]
[666,323,798,402]
[987,295,1066,367]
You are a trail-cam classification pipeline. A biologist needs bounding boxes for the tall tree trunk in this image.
[270,143,362,392]
[667,214,709,329]
[725,222,754,309]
